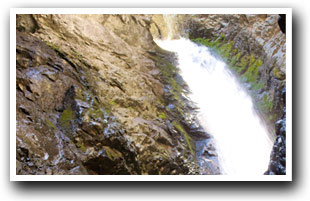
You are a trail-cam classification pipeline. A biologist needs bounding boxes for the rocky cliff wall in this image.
[16,14,218,175]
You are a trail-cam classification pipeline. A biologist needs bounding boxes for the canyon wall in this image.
[16,14,287,175]
[150,14,286,175]
[16,14,218,175]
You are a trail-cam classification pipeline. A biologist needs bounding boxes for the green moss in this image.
[149,49,184,112]
[260,94,274,114]
[172,121,195,157]
[268,114,275,121]
[217,40,234,61]
[272,67,285,79]
[87,108,105,121]
[167,77,184,103]
[149,47,199,160]
[241,56,262,84]
[46,119,55,129]
[235,52,242,60]
[240,55,250,66]
[76,141,87,152]
[104,146,122,161]
[156,99,165,107]
[251,82,264,91]
[158,112,167,119]
[74,89,107,118]
[168,78,181,93]
[230,52,241,67]
[192,38,213,47]
[46,41,61,53]
[109,99,116,106]
[192,36,278,123]
[273,67,280,77]
[60,109,74,128]
[161,63,178,79]
[126,106,133,111]
[192,37,264,91]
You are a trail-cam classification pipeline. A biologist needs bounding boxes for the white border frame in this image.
[10,8,292,181]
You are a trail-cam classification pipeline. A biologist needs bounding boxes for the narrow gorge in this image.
[16,14,286,175]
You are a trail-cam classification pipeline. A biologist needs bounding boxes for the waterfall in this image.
[155,38,273,175]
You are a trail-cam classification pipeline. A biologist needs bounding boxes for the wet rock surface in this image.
[16,14,219,175]
[151,14,287,175]
[265,88,286,175]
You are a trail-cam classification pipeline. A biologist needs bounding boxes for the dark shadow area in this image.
[9,11,301,196]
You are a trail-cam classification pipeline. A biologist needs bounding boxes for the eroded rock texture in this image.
[16,14,219,175]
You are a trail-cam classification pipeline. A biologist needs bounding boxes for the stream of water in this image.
[155,38,273,175]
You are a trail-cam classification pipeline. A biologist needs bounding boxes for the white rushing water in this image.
[155,38,273,175]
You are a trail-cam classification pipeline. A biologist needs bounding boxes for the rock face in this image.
[151,14,287,175]
[150,14,191,40]
[16,14,219,175]
[265,89,286,175]
[16,14,286,176]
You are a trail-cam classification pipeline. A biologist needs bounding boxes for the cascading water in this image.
[155,38,274,175]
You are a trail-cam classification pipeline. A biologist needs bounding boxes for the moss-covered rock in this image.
[59,109,74,128]
[192,35,278,122]
[172,121,195,157]
[188,15,286,127]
